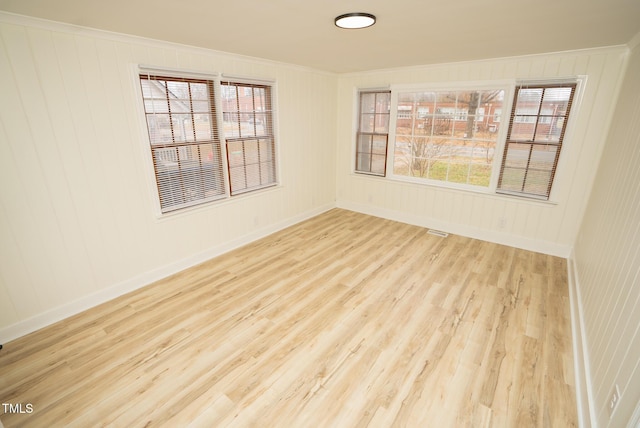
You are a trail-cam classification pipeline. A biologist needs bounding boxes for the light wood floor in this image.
[0,209,577,427]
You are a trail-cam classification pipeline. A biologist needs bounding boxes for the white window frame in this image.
[386,80,515,193]
[135,66,279,216]
[496,78,583,200]
[354,88,392,176]
[219,78,279,196]
[353,77,584,203]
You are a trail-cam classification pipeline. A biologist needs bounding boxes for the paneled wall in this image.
[0,13,337,339]
[335,48,627,256]
[573,36,640,427]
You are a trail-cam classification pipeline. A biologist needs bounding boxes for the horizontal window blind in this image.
[356,91,391,176]
[139,74,226,212]
[497,83,577,199]
[220,81,277,195]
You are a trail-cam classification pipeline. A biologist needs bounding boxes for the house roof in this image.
[1,0,639,73]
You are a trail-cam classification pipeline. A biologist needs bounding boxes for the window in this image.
[139,72,278,213]
[139,75,225,213]
[353,79,579,201]
[355,91,391,176]
[221,81,277,195]
[497,83,577,199]
[392,88,506,187]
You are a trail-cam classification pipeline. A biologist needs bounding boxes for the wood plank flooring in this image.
[0,209,577,427]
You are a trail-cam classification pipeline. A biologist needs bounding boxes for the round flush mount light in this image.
[335,13,376,29]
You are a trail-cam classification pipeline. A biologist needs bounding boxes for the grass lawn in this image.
[394,158,492,187]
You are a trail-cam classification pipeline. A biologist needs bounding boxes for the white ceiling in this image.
[1,0,639,73]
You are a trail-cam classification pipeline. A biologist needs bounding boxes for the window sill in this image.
[350,171,559,206]
[153,183,283,221]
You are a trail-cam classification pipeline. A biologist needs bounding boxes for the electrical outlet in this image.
[498,216,507,229]
[608,384,621,417]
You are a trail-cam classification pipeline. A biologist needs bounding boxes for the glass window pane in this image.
[253,87,267,110]
[244,140,259,165]
[510,121,535,141]
[435,92,457,110]
[245,163,261,188]
[371,135,387,155]
[469,164,492,187]
[523,169,552,195]
[536,116,565,143]
[260,161,276,184]
[221,85,238,107]
[395,110,413,134]
[259,139,274,161]
[166,80,190,99]
[140,79,154,98]
[360,93,376,114]
[503,143,530,168]
[169,99,190,113]
[447,161,470,184]
[370,154,386,175]
[229,166,247,192]
[397,92,415,104]
[191,101,209,113]
[373,113,390,134]
[361,113,375,133]
[357,153,372,172]
[457,91,481,111]
[529,145,557,171]
[415,92,436,109]
[146,114,172,144]
[172,114,193,142]
[145,98,168,113]
[432,115,453,136]
[252,113,267,135]
[500,167,525,191]
[542,87,573,104]
[376,92,391,113]
[428,159,447,181]
[358,134,372,154]
[223,113,240,138]
[515,88,542,115]
[227,141,244,167]
[193,114,212,141]
[189,82,209,100]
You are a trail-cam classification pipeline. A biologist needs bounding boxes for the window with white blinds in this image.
[355,91,391,176]
[139,71,278,213]
[497,82,577,199]
[139,74,226,213]
[220,81,277,195]
[354,79,580,202]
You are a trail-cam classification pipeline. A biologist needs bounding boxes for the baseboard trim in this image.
[567,250,597,427]
[336,200,572,257]
[0,203,335,344]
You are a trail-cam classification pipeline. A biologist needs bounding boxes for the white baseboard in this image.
[567,251,597,427]
[336,200,572,257]
[0,203,335,344]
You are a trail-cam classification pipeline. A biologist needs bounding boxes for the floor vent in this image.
[427,229,449,238]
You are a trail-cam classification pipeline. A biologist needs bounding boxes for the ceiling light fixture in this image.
[334,13,376,29]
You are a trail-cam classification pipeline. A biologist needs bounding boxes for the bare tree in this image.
[442,90,503,140]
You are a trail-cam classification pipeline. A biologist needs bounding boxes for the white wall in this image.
[2,12,639,426]
[573,34,640,427]
[0,13,337,340]
[335,47,627,257]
